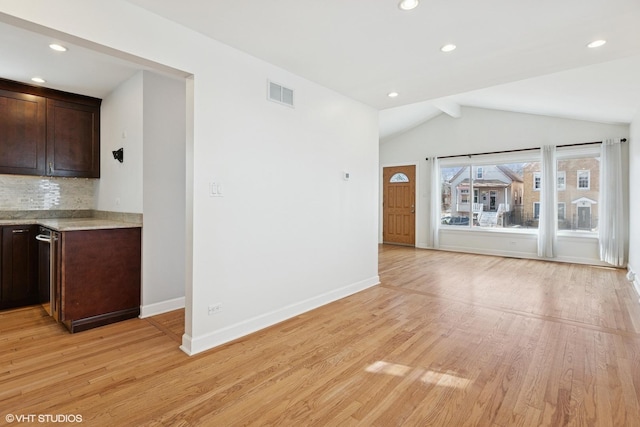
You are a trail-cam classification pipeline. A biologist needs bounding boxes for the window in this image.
[437,146,602,235]
[533,171,566,191]
[390,172,409,183]
[460,188,469,204]
[557,152,599,232]
[558,203,566,220]
[440,166,470,226]
[577,170,590,190]
[533,172,541,191]
[557,171,566,191]
[440,161,534,229]
[532,203,565,221]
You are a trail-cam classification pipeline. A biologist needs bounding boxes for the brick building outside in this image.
[522,157,600,230]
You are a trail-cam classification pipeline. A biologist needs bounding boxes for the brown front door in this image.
[383,165,416,246]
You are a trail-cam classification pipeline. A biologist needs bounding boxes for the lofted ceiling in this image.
[122,0,640,139]
[379,54,640,140]
[2,0,640,141]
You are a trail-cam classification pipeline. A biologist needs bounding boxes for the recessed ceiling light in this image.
[388,92,399,98]
[587,39,606,48]
[398,0,419,11]
[49,43,67,52]
[31,77,46,83]
[441,44,457,53]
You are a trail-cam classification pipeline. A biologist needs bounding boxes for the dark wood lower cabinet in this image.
[1,225,141,332]
[58,227,141,332]
[0,225,39,309]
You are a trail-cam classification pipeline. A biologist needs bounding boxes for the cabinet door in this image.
[0,225,39,309]
[0,89,46,176]
[46,99,100,178]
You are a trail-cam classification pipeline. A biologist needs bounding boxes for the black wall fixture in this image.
[112,148,124,163]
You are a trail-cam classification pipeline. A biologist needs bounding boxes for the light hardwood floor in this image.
[3,245,640,426]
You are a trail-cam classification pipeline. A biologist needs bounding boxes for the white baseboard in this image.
[139,296,185,318]
[180,275,380,356]
[628,264,640,301]
[436,244,611,267]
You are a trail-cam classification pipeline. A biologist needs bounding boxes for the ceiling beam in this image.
[433,99,461,118]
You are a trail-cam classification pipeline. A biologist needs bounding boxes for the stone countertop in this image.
[0,218,142,232]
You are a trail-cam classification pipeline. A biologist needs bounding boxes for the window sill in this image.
[557,230,598,239]
[439,226,598,239]
[440,226,538,236]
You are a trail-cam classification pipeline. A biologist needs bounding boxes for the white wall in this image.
[187,61,379,352]
[0,0,379,355]
[381,106,629,265]
[141,70,187,314]
[99,70,187,315]
[628,110,640,294]
[97,71,143,213]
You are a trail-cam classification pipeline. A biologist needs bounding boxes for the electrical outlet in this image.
[208,304,222,315]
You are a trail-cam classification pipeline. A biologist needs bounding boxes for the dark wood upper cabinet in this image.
[47,99,100,178]
[0,89,47,175]
[0,78,101,178]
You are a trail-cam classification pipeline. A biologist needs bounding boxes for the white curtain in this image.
[537,145,557,258]
[428,157,440,249]
[599,138,626,267]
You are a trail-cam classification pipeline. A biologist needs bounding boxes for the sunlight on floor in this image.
[365,360,471,389]
[421,370,471,389]
[365,360,412,377]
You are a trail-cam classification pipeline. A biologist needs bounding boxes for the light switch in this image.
[209,182,224,197]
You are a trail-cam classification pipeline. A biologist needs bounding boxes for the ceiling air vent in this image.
[268,80,294,108]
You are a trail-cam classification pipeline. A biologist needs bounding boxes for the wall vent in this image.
[268,80,294,108]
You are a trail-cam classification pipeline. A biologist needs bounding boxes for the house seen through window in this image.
[441,162,530,228]
[439,148,599,232]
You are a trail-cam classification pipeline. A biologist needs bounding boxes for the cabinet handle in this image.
[49,162,53,174]
[12,229,29,233]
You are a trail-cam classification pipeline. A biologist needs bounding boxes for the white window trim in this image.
[556,145,601,159]
[558,202,566,220]
[557,171,566,191]
[459,188,469,204]
[438,151,539,167]
[533,172,541,191]
[476,166,484,179]
[577,170,590,190]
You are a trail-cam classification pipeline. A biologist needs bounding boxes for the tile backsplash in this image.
[0,175,95,210]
